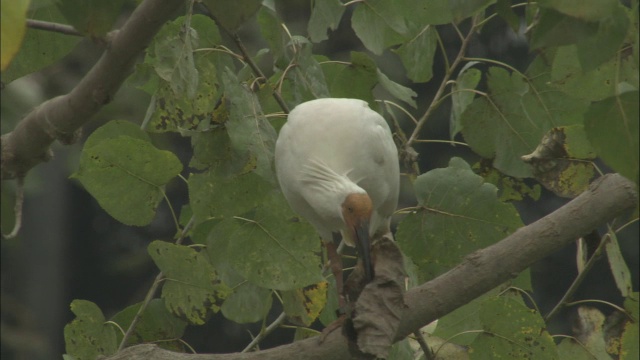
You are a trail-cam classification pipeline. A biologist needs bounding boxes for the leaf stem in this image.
[241,311,287,352]
[407,20,476,147]
[544,231,609,322]
[118,215,196,350]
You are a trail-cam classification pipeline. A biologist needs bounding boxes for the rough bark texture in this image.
[1,0,184,179]
[103,173,638,360]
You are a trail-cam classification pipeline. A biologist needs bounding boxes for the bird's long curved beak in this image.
[353,222,374,282]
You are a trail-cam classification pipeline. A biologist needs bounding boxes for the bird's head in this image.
[341,192,374,281]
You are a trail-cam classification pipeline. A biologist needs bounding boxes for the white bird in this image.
[275,98,400,305]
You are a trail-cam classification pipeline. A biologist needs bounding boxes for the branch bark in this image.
[1,0,185,180]
[104,173,638,360]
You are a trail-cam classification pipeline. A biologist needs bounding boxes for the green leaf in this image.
[531,9,598,49]
[201,0,261,31]
[152,19,198,99]
[64,300,117,360]
[393,25,438,83]
[207,191,323,291]
[460,63,587,178]
[575,3,630,72]
[56,0,124,37]
[140,15,223,133]
[2,0,81,83]
[257,6,288,67]
[282,282,328,326]
[322,51,378,105]
[584,91,639,184]
[470,292,558,359]
[450,62,481,140]
[281,39,330,104]
[402,0,452,25]
[496,0,520,32]
[351,0,407,55]
[111,299,187,350]
[148,241,232,325]
[396,158,523,282]
[557,337,597,359]
[537,0,618,22]
[188,170,272,223]
[376,69,417,108]
[221,282,272,324]
[551,45,638,102]
[448,0,495,23]
[622,293,640,359]
[72,122,183,226]
[605,230,633,297]
[433,290,498,346]
[1,0,30,71]
[318,275,339,326]
[308,0,345,43]
[222,69,278,181]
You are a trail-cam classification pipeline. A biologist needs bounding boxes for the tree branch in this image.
[1,0,185,180]
[104,173,638,359]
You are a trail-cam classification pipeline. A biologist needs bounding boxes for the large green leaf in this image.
[575,3,630,72]
[188,169,272,223]
[2,0,81,82]
[460,62,587,178]
[307,0,345,43]
[450,62,481,139]
[551,45,638,102]
[111,299,187,350]
[396,158,523,282]
[148,241,231,325]
[72,121,183,226]
[584,91,639,184]
[56,0,124,37]
[350,0,407,55]
[530,9,598,49]
[321,51,378,105]
[221,282,273,324]
[207,191,323,291]
[537,0,618,22]
[393,24,437,83]
[222,69,278,181]
[376,68,417,108]
[605,230,633,297]
[202,0,261,31]
[470,292,558,359]
[64,300,117,360]
[1,0,30,71]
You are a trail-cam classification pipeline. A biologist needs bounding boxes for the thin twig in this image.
[118,216,196,350]
[544,231,609,322]
[413,330,435,360]
[26,19,84,37]
[241,311,287,352]
[230,33,290,114]
[406,19,477,147]
[2,177,25,239]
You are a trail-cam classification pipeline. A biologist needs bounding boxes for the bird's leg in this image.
[326,232,346,311]
[318,233,347,343]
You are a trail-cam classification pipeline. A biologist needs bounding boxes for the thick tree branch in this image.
[1,0,185,180]
[104,173,638,359]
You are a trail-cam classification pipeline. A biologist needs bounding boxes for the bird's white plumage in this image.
[275,98,400,245]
